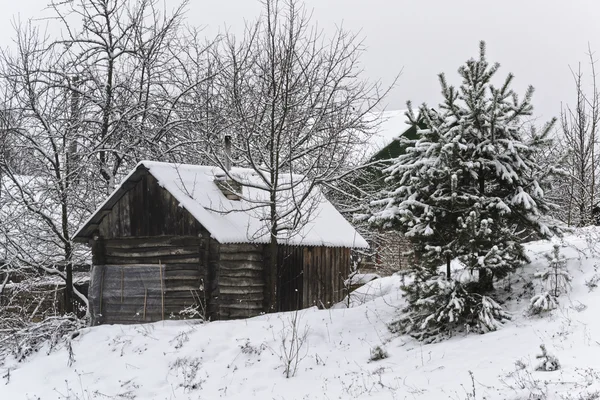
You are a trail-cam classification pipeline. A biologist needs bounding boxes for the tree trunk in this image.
[446,253,451,281]
[265,238,278,313]
[264,189,278,313]
[478,268,494,292]
[64,242,74,314]
[479,165,485,195]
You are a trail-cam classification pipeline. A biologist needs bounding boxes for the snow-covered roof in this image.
[75,161,368,248]
[366,110,414,156]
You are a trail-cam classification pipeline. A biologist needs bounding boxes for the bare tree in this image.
[0,22,93,313]
[0,0,218,319]
[560,46,600,226]
[204,0,393,312]
[43,0,217,192]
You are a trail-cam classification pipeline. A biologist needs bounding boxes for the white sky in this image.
[2,0,600,123]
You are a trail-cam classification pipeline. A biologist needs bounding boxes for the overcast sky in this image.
[2,0,600,123]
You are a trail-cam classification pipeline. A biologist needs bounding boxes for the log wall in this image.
[205,235,220,320]
[89,170,214,324]
[90,236,208,325]
[214,243,265,320]
[206,244,349,318]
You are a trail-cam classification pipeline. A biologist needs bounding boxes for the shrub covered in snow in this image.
[390,276,510,342]
[535,344,560,372]
[528,291,558,315]
[369,345,389,362]
[0,315,85,365]
[476,295,510,332]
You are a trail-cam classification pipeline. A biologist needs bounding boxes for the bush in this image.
[369,345,389,362]
[528,291,558,315]
[535,344,560,372]
[278,311,309,378]
[585,273,600,292]
[0,315,85,365]
[390,276,510,343]
[169,357,204,391]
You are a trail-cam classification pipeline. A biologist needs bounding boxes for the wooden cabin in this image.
[74,161,368,324]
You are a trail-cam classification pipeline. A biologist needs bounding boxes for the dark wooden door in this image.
[277,246,304,312]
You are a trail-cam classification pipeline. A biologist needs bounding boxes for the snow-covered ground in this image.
[3,229,600,399]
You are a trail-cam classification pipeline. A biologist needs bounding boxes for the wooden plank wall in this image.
[277,245,304,312]
[98,173,201,239]
[216,243,265,319]
[95,236,206,324]
[302,246,350,309]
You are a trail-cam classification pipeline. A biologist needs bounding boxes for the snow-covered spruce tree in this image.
[528,244,571,315]
[389,276,511,342]
[539,244,571,298]
[371,42,559,341]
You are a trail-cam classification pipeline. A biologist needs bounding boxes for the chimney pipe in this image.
[224,134,232,172]
[217,134,241,200]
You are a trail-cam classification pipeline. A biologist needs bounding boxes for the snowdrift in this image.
[3,229,600,399]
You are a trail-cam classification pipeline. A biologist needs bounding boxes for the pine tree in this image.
[371,41,559,340]
[528,244,571,315]
[390,276,511,342]
[538,244,571,298]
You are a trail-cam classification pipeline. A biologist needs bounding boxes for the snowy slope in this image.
[3,229,600,399]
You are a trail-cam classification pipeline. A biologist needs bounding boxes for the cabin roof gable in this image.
[74,161,368,248]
